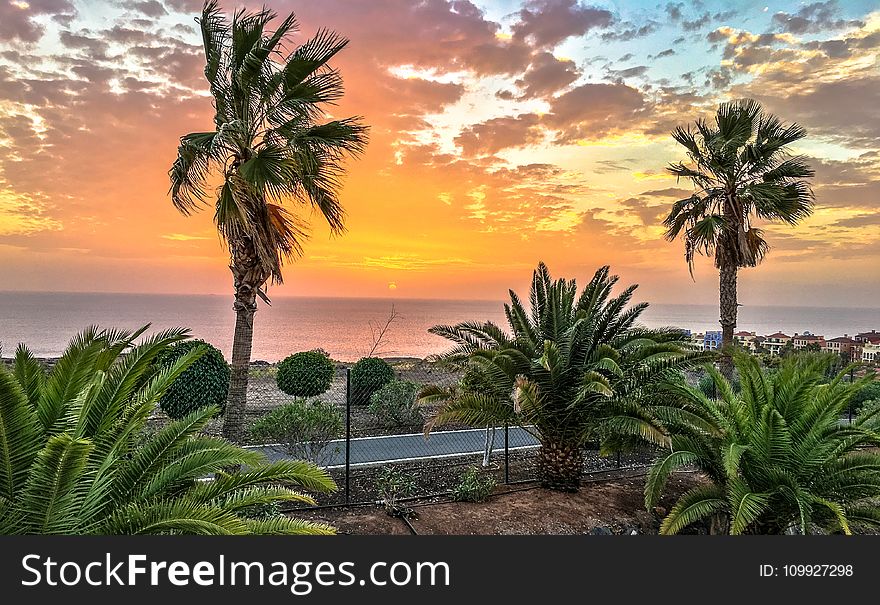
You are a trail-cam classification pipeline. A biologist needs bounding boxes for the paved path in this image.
[251,426,540,468]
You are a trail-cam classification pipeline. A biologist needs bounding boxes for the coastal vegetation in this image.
[0,327,335,535]
[646,354,880,534]
[168,0,368,441]
[368,379,423,427]
[351,356,395,405]
[663,99,815,367]
[421,262,709,491]
[276,350,335,397]
[250,399,343,465]
[156,339,230,420]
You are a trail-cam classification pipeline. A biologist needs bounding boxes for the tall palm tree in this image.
[421,263,708,491]
[0,326,336,535]
[646,354,880,535]
[169,1,368,441]
[663,99,814,365]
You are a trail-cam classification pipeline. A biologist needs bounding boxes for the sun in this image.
[388,282,397,291]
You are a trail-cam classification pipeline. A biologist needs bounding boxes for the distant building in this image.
[690,332,705,350]
[703,331,722,351]
[863,343,880,365]
[734,331,757,351]
[854,330,880,344]
[764,332,792,356]
[824,335,859,360]
[793,332,825,350]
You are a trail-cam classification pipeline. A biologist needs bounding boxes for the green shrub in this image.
[156,339,230,419]
[852,380,880,412]
[368,379,423,427]
[351,357,394,405]
[451,466,497,502]
[375,467,416,516]
[460,362,494,394]
[276,350,335,397]
[250,399,343,465]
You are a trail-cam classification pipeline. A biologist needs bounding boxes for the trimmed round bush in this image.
[157,339,230,420]
[350,356,394,405]
[276,350,335,397]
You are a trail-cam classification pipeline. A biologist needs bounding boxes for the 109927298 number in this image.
[783,564,853,577]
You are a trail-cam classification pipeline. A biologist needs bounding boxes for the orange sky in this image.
[0,0,878,308]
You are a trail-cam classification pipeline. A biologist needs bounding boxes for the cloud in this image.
[128,1,168,18]
[455,114,543,156]
[772,1,864,34]
[512,0,613,47]
[600,22,657,42]
[0,0,75,42]
[514,51,581,99]
[544,82,646,142]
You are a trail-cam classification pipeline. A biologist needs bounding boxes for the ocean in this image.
[0,291,877,362]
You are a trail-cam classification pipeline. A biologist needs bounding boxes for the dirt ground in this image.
[295,471,704,535]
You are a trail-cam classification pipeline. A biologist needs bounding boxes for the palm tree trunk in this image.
[223,290,256,442]
[538,438,583,492]
[719,262,737,375]
[222,242,264,443]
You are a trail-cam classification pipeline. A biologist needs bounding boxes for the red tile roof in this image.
[766,332,791,339]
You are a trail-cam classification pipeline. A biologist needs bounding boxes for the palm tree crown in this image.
[170,1,368,286]
[646,354,880,535]
[664,98,814,272]
[422,263,708,491]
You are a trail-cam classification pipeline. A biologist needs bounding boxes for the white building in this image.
[863,343,880,365]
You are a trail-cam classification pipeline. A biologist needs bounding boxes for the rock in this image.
[589,526,613,536]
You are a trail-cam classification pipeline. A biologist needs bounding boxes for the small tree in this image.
[422,263,707,491]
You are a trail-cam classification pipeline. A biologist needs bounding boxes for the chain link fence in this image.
[237,358,657,507]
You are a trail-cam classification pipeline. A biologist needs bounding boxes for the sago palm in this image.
[169,1,368,441]
[421,263,708,491]
[646,354,880,535]
[663,99,814,361]
[0,326,336,535]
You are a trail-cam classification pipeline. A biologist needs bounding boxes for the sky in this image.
[0,0,878,308]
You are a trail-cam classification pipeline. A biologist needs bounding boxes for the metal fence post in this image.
[504,422,510,484]
[345,367,351,505]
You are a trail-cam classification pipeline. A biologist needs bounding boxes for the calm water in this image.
[0,292,877,362]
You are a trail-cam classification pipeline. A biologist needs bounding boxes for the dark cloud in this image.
[59,31,110,58]
[772,1,864,34]
[601,22,657,42]
[455,114,543,155]
[833,214,880,228]
[512,0,613,48]
[666,2,684,22]
[545,82,646,142]
[620,197,668,225]
[753,76,880,148]
[607,65,649,79]
[0,0,75,42]
[640,187,693,198]
[128,1,168,18]
[514,51,581,99]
